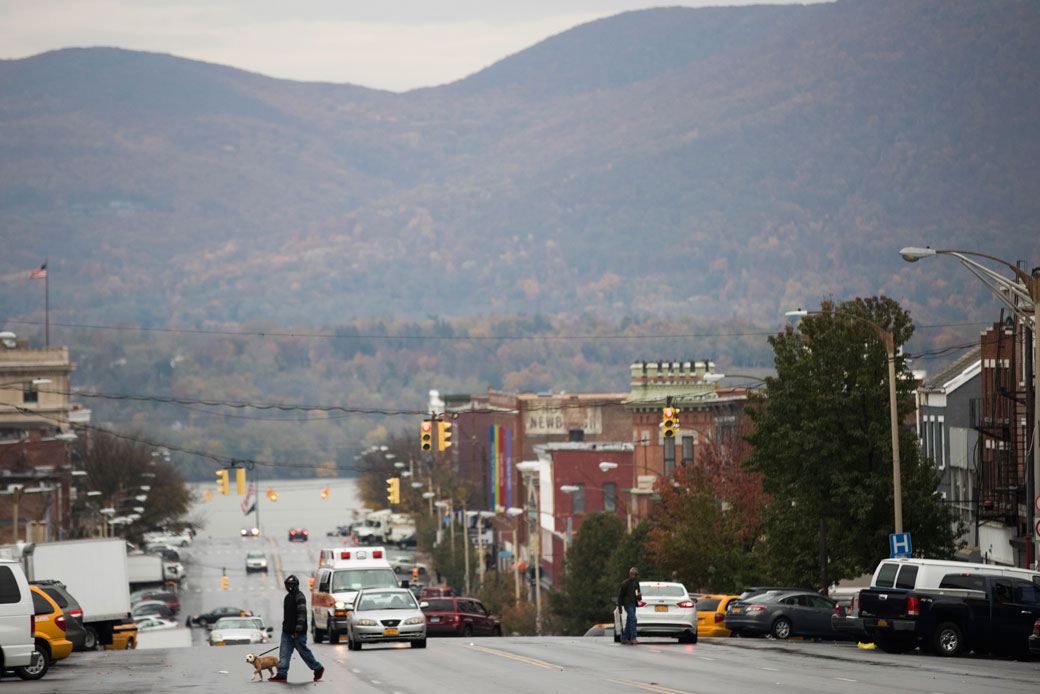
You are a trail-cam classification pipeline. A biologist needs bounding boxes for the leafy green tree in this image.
[606,520,662,585]
[549,512,625,635]
[744,297,962,590]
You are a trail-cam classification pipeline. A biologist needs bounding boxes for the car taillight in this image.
[303,530,309,535]
[341,551,351,559]
[850,593,858,617]
[677,601,695,608]
[906,596,920,617]
[373,550,383,559]
[70,609,83,618]
[1033,620,1040,636]
[637,601,646,608]
[747,605,766,612]
[714,613,725,623]
[55,615,67,632]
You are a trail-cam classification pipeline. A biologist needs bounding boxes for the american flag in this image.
[28,262,47,280]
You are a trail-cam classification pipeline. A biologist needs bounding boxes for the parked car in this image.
[135,617,179,632]
[612,581,698,643]
[583,623,615,638]
[346,588,426,649]
[1029,618,1040,657]
[25,586,73,679]
[0,560,36,679]
[245,552,268,573]
[288,528,309,542]
[208,617,272,646]
[106,622,138,650]
[695,594,740,638]
[132,600,175,622]
[187,606,253,629]
[421,597,502,637]
[30,580,86,651]
[418,587,455,599]
[724,590,841,640]
[140,590,180,614]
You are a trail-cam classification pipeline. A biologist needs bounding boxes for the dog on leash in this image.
[246,652,279,681]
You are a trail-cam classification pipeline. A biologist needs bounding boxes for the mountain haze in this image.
[2,0,1038,331]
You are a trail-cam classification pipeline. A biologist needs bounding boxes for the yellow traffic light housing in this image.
[216,469,230,496]
[267,489,278,502]
[437,420,453,451]
[386,477,401,504]
[235,467,247,495]
[420,420,433,451]
[662,406,679,438]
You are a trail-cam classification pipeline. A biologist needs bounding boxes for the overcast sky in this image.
[0,1,828,92]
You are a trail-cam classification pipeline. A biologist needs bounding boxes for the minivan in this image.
[0,560,37,677]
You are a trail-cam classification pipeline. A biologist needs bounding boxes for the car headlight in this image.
[211,632,222,641]
[334,601,345,609]
[251,634,263,642]
[403,617,424,625]
[357,619,377,626]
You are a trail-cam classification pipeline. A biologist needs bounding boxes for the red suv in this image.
[142,591,180,614]
[421,597,501,637]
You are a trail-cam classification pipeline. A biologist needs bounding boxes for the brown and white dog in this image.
[246,652,279,681]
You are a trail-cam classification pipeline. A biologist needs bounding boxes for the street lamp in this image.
[786,307,904,534]
[900,246,1039,565]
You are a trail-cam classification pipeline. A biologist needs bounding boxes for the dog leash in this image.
[256,645,279,657]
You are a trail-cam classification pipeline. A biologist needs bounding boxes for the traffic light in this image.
[216,469,230,496]
[386,477,401,504]
[662,406,679,438]
[420,420,433,451]
[437,420,453,451]
[221,570,229,590]
[235,467,247,495]
[267,489,278,502]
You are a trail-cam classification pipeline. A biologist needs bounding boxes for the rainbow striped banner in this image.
[489,426,513,508]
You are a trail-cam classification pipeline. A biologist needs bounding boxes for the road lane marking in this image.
[835,678,857,682]
[457,643,562,670]
[760,667,779,671]
[607,678,697,694]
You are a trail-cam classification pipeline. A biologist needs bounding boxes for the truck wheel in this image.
[83,627,99,651]
[15,648,49,680]
[771,618,792,640]
[327,623,339,644]
[932,622,964,657]
[312,621,324,644]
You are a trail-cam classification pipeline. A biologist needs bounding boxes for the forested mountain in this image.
[1,1,1037,476]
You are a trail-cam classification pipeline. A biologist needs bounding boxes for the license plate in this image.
[655,605,668,612]
[877,619,888,627]
[383,628,399,635]
[429,617,440,623]
[732,608,741,614]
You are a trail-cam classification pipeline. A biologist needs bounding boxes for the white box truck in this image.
[127,552,165,591]
[22,539,133,650]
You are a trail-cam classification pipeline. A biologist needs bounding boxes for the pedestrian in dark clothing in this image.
[270,575,324,683]
[617,567,641,645]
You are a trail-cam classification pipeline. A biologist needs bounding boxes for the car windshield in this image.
[214,618,257,629]
[331,568,399,592]
[357,591,417,611]
[641,584,687,598]
[751,591,785,603]
[422,599,454,611]
[247,552,265,559]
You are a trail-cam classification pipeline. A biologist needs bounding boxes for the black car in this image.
[288,528,309,542]
[1029,618,1040,657]
[187,606,254,629]
[31,580,87,651]
[725,590,843,640]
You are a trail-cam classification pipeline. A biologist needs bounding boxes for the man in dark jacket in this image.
[270,575,324,683]
[617,567,641,645]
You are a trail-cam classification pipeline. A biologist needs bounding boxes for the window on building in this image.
[568,429,584,442]
[681,436,694,466]
[603,483,616,512]
[573,484,585,514]
[937,419,945,468]
[22,383,38,404]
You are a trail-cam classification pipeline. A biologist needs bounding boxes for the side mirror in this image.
[265,627,273,634]
[419,601,429,608]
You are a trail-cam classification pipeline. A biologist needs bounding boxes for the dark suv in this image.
[288,528,309,542]
[421,597,502,637]
[31,580,87,651]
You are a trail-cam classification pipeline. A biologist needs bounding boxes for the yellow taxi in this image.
[29,586,73,671]
[107,621,139,650]
[696,594,740,637]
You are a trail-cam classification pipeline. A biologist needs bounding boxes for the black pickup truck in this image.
[856,573,1040,657]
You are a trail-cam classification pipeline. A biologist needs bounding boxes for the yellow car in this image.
[27,586,73,676]
[696,594,740,638]
[107,621,139,650]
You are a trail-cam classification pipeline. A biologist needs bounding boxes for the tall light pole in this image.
[786,308,904,534]
[900,246,1039,567]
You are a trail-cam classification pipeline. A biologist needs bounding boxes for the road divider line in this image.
[606,678,697,694]
[457,643,562,670]
[272,542,284,585]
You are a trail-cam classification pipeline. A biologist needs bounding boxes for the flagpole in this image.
[44,261,49,348]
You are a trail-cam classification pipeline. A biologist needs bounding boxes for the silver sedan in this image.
[346,588,427,650]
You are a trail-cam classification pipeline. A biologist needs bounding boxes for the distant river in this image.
[186,477,363,541]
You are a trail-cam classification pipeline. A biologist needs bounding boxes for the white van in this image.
[310,547,399,644]
[872,557,1040,591]
[0,559,36,672]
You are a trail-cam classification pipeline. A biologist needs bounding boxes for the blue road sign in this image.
[889,533,912,558]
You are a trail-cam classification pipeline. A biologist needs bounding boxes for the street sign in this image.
[889,533,912,558]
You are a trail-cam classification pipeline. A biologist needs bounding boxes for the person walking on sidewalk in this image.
[269,575,324,683]
[617,567,642,645]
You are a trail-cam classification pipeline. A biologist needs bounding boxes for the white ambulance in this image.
[309,547,401,644]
